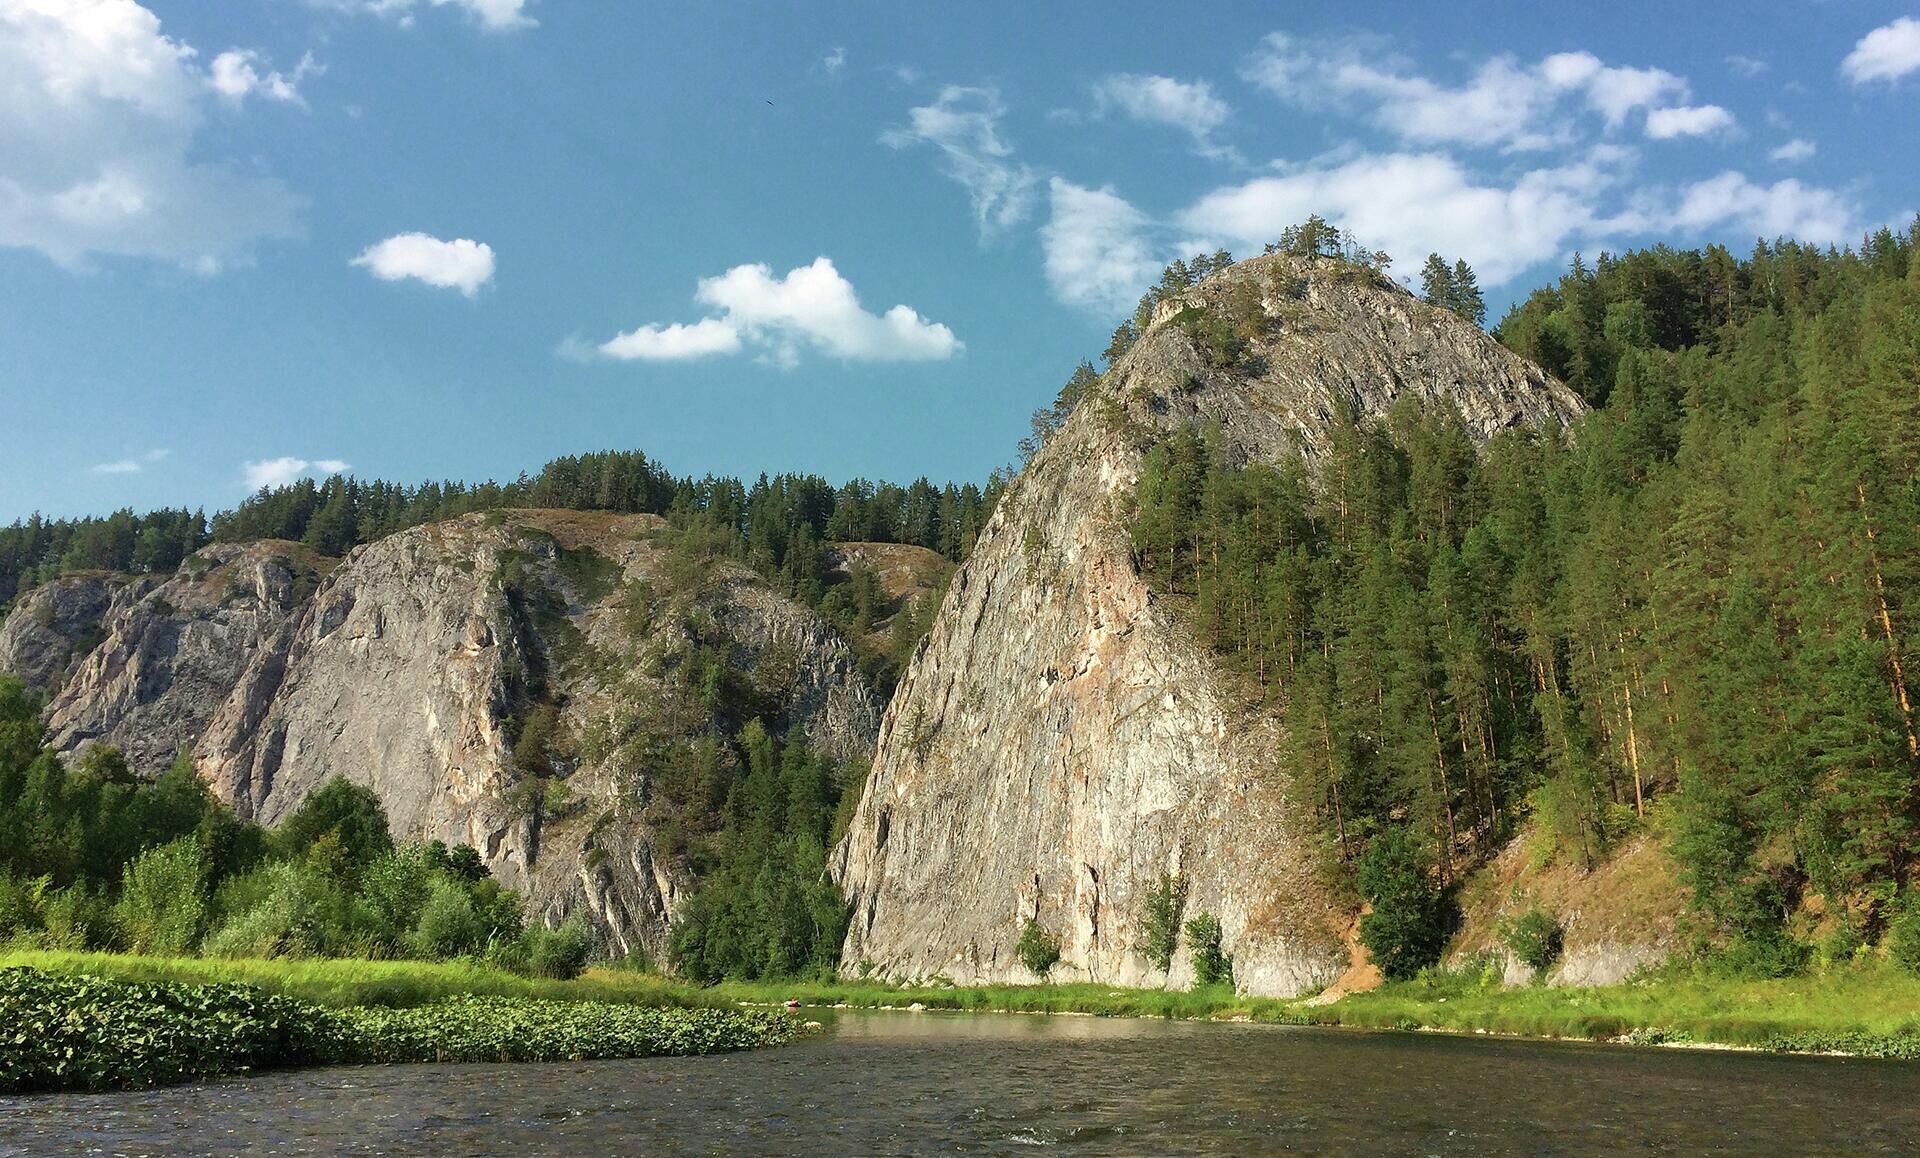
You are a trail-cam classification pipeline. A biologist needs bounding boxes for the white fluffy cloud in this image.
[315,0,535,31]
[598,317,743,361]
[1091,74,1237,161]
[883,86,1038,235]
[1041,179,1161,317]
[1769,138,1816,163]
[1180,151,1634,286]
[1844,17,1920,84]
[0,0,303,268]
[823,46,845,74]
[351,233,495,296]
[597,258,961,366]
[90,449,170,475]
[209,49,319,106]
[244,457,350,490]
[1669,173,1855,243]
[1244,35,1698,149]
[1643,104,1735,139]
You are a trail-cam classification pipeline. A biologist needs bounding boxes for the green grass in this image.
[11,950,1920,1059]
[0,950,712,1010]
[1306,964,1920,1055]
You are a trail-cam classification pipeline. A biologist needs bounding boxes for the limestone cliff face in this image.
[0,572,138,696]
[38,545,323,772]
[833,254,1583,995]
[0,511,878,962]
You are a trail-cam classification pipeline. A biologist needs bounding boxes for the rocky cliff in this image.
[0,510,879,961]
[833,254,1583,995]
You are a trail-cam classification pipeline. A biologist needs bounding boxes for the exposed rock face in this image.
[0,511,878,962]
[834,254,1583,995]
[40,545,321,771]
[0,572,136,695]
[184,511,877,961]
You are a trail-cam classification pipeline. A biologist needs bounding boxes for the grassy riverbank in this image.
[11,950,1920,1063]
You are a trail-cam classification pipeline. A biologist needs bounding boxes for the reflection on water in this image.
[3,1009,1917,1156]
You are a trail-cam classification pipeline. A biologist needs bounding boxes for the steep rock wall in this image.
[834,254,1583,995]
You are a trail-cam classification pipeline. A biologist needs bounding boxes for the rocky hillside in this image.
[0,510,880,962]
[832,253,1583,995]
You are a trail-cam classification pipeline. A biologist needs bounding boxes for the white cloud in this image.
[1091,74,1237,161]
[0,0,303,269]
[244,457,350,490]
[209,49,319,106]
[1565,56,1688,127]
[1644,104,1735,139]
[1040,178,1161,316]
[315,0,535,31]
[1244,35,1693,151]
[823,46,845,74]
[882,86,1038,235]
[351,233,495,296]
[1725,55,1768,78]
[1844,17,1920,84]
[1770,138,1816,163]
[598,317,742,361]
[1669,172,1856,243]
[90,449,170,475]
[596,257,961,366]
[1180,150,1636,287]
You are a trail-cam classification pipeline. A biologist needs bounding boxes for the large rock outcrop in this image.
[0,571,137,696]
[833,254,1583,995]
[0,511,880,961]
[38,545,323,771]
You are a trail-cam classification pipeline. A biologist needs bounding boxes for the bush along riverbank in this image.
[0,967,799,1093]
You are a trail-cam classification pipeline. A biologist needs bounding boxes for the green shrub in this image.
[1138,872,1188,975]
[272,778,394,876]
[1356,830,1449,981]
[1499,907,1564,972]
[408,878,487,960]
[355,847,437,954]
[1184,912,1232,986]
[1887,903,1920,975]
[113,837,208,955]
[505,917,594,980]
[0,872,50,936]
[1015,919,1060,978]
[41,884,112,951]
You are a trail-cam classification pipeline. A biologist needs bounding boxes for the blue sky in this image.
[2,0,1917,519]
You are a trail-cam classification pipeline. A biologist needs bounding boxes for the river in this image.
[4,1010,1916,1155]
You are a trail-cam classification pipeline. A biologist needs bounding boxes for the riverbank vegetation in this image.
[0,965,796,1093]
[0,683,592,980]
[13,949,1919,1062]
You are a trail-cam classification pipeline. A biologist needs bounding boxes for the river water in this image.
[4,1010,1916,1155]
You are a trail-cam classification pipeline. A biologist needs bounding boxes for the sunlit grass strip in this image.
[0,966,798,1093]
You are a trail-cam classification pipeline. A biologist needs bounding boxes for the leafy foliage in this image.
[1184,912,1232,986]
[1016,918,1061,978]
[1499,907,1564,972]
[0,966,795,1093]
[1138,872,1188,974]
[667,723,853,983]
[1356,831,1450,980]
